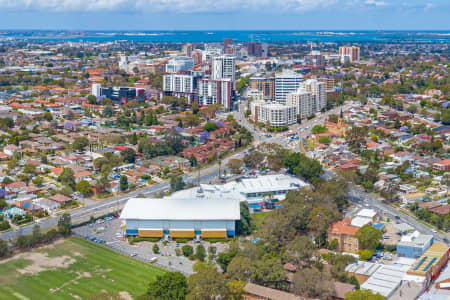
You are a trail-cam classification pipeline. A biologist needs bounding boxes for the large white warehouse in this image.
[120,187,240,239]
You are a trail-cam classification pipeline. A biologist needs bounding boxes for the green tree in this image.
[293,267,334,298]
[73,137,89,151]
[76,180,92,196]
[120,175,128,191]
[204,122,220,132]
[57,213,72,236]
[0,238,10,257]
[187,265,242,300]
[153,244,160,254]
[121,148,136,163]
[285,236,317,267]
[228,159,243,174]
[58,167,76,190]
[217,248,238,272]
[192,101,199,115]
[139,272,188,300]
[250,258,287,289]
[33,176,44,186]
[235,202,251,235]
[87,95,97,104]
[23,164,37,174]
[345,289,386,300]
[226,256,252,281]
[129,132,138,145]
[311,125,327,134]
[103,105,113,117]
[195,245,206,262]
[170,176,185,192]
[355,224,382,250]
[182,245,194,257]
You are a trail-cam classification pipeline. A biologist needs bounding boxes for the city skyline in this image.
[0,0,448,30]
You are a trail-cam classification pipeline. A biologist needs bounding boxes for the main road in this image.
[0,148,246,241]
[233,101,448,243]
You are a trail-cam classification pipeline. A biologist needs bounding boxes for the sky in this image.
[0,0,448,30]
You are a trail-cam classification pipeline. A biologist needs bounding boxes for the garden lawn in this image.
[0,237,166,300]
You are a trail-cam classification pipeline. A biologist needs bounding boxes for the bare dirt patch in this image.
[18,253,76,275]
[0,251,76,275]
[119,291,133,300]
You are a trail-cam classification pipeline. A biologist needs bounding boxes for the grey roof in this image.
[120,188,240,221]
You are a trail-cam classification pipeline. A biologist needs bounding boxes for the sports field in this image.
[0,237,167,299]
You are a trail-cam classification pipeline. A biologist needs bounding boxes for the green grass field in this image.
[0,237,167,300]
[251,211,271,229]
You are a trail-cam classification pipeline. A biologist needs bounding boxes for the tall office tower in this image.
[224,38,233,54]
[198,78,233,110]
[339,46,360,63]
[275,70,303,104]
[286,88,314,119]
[299,79,327,112]
[262,43,269,57]
[91,83,102,100]
[212,55,236,84]
[182,43,194,57]
[165,56,195,73]
[247,42,263,57]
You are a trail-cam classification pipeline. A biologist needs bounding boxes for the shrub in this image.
[182,245,194,257]
[358,249,374,261]
[153,244,160,254]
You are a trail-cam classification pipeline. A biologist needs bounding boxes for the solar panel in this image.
[413,256,427,271]
[423,257,437,272]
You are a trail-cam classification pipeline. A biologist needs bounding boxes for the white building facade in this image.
[286,88,314,119]
[198,78,233,110]
[165,56,194,73]
[251,101,297,127]
[212,55,236,84]
[275,70,303,104]
[298,79,327,112]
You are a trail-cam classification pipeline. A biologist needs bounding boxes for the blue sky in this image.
[0,0,448,30]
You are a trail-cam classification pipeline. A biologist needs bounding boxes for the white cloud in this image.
[0,0,338,12]
[365,0,389,7]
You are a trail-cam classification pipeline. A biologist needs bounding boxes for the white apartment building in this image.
[275,70,303,104]
[163,73,194,94]
[286,88,314,119]
[251,101,296,127]
[299,79,327,112]
[212,55,236,84]
[198,78,233,110]
[165,56,194,73]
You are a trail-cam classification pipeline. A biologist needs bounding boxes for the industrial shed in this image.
[120,187,240,239]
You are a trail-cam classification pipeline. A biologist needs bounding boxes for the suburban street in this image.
[2,102,448,246]
[233,101,449,244]
[0,149,245,241]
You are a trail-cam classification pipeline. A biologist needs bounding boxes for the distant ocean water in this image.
[5,31,450,43]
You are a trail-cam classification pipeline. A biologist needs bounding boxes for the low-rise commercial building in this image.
[407,242,449,284]
[397,231,434,259]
